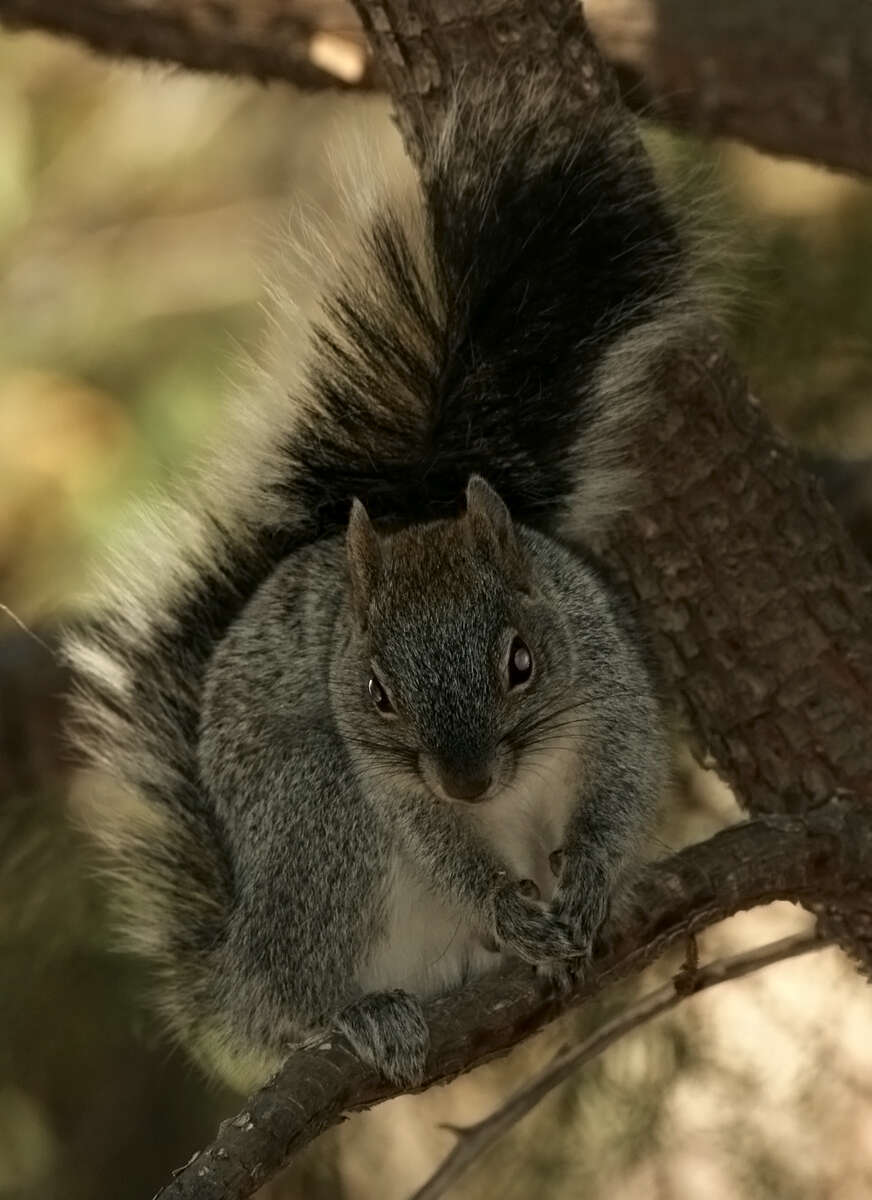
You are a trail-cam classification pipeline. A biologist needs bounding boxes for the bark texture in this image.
[608,341,872,814]
[345,7,872,822]
[588,0,872,177]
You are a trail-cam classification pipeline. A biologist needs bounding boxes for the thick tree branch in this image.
[346,0,872,917]
[1,0,871,176]
[587,0,872,178]
[153,797,872,1200]
[0,0,377,91]
[361,1,872,1037]
[410,930,831,1200]
[607,342,872,821]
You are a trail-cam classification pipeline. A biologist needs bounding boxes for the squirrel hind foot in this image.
[335,989,430,1088]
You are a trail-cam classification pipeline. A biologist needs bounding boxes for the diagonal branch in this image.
[409,930,831,1200]
[153,797,872,1200]
[347,1,872,967]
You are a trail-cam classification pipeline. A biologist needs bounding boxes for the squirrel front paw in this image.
[534,871,611,996]
[492,879,575,965]
[335,990,429,1088]
[550,862,612,961]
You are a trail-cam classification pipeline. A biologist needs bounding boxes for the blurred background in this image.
[1,21,872,1200]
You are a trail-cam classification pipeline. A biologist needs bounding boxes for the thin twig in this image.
[409,931,831,1200]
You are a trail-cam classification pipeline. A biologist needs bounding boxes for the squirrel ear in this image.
[465,476,512,546]
[464,475,530,590]
[346,499,382,627]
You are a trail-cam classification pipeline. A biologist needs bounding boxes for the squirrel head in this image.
[339,476,577,805]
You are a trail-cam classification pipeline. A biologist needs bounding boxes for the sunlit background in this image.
[1,23,872,1200]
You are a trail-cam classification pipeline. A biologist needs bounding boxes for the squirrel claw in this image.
[492,881,575,965]
[535,960,579,999]
[551,880,611,960]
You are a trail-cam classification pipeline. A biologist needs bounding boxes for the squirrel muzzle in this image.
[437,766,493,803]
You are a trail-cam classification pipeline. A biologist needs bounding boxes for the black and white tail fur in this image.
[66,71,696,1087]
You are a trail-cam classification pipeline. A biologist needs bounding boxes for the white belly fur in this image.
[358,744,579,998]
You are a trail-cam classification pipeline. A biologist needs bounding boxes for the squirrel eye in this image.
[368,674,395,715]
[508,637,533,689]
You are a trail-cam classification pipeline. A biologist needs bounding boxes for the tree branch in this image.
[153,797,872,1200]
[606,340,872,822]
[2,0,871,176]
[0,0,378,92]
[345,1,872,960]
[409,929,831,1200]
[587,0,872,178]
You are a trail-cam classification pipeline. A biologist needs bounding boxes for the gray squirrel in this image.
[66,71,698,1092]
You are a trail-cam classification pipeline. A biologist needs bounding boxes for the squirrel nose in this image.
[438,768,492,802]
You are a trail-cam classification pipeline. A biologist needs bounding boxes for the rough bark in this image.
[588,0,872,177]
[154,797,872,1200]
[0,0,378,90]
[2,0,872,176]
[348,9,872,821]
[608,343,872,816]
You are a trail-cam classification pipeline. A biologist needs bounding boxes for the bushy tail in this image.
[275,70,694,539]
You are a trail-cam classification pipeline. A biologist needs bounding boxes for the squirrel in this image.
[65,70,698,1092]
